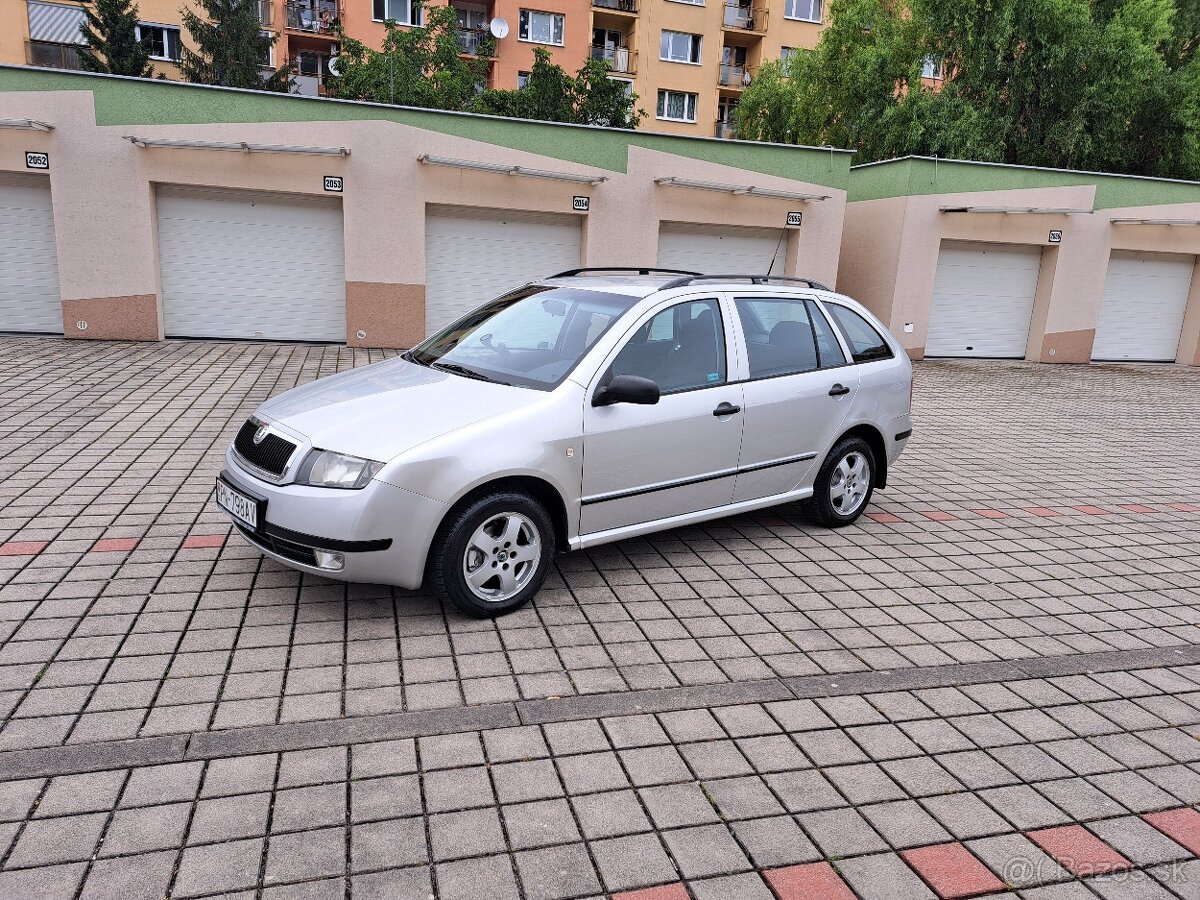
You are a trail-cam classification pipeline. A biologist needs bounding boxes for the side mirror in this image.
[593,374,660,407]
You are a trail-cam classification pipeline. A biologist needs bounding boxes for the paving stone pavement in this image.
[0,337,1199,898]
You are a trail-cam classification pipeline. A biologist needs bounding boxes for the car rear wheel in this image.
[428,491,556,617]
[805,437,876,528]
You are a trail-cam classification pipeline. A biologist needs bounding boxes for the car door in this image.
[730,294,860,503]
[580,296,745,536]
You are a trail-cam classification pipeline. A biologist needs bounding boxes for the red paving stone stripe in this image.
[971,509,1010,519]
[1023,507,1060,517]
[1143,808,1200,856]
[901,843,1007,899]
[867,512,904,523]
[1169,502,1200,512]
[181,533,227,549]
[1121,504,1157,514]
[763,862,857,900]
[1027,825,1132,877]
[0,540,50,556]
[1073,505,1109,515]
[611,885,690,900]
[90,538,139,553]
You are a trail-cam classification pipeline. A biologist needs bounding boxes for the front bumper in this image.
[218,455,448,590]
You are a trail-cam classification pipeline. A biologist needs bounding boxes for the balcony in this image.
[256,0,274,26]
[722,3,768,33]
[290,53,336,95]
[718,63,753,88]
[26,40,82,70]
[715,120,737,139]
[285,0,341,35]
[456,28,495,57]
[591,45,636,75]
[593,0,638,13]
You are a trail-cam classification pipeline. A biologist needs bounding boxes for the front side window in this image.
[136,23,181,61]
[824,303,893,363]
[519,10,565,45]
[735,297,846,378]
[408,287,637,390]
[784,0,822,21]
[373,0,420,25]
[656,89,697,122]
[607,299,726,394]
[660,30,702,63]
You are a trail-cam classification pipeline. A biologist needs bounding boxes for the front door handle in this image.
[828,384,851,397]
[713,402,741,417]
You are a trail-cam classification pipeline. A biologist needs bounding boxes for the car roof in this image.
[537,271,837,300]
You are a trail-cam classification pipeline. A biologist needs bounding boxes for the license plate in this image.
[216,478,259,530]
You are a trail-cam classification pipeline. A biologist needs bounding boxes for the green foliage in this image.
[474,48,643,128]
[179,0,291,91]
[330,5,494,109]
[77,0,154,77]
[735,0,1200,179]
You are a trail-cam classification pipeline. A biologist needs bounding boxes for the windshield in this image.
[406,286,640,390]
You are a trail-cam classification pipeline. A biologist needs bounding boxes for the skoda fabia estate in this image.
[217,269,913,616]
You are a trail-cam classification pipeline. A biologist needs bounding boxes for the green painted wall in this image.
[849,156,1200,209]
[0,66,853,188]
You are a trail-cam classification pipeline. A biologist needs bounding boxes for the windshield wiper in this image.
[431,362,510,386]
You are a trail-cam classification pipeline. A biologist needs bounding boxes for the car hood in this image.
[256,357,535,462]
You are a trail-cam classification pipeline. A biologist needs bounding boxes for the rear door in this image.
[729,295,858,503]
[580,296,745,536]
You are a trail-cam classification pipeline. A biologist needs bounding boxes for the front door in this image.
[581,297,745,536]
[729,295,859,503]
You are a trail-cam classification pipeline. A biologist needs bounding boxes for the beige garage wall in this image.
[0,80,849,348]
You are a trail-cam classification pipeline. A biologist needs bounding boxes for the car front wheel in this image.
[805,437,876,528]
[428,491,556,617]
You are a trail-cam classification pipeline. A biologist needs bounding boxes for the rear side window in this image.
[824,303,893,363]
[734,297,846,379]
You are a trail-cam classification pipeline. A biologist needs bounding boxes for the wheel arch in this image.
[436,475,570,553]
[834,423,888,489]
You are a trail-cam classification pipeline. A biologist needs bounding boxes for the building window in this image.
[668,0,704,5]
[519,10,565,45]
[660,30,701,64]
[780,46,794,61]
[136,23,181,61]
[784,0,822,22]
[611,77,633,98]
[260,30,273,67]
[373,0,421,25]
[517,70,530,88]
[656,89,697,122]
[922,56,943,79]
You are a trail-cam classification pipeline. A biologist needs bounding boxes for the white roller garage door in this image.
[657,222,783,274]
[1092,251,1194,362]
[0,174,62,334]
[926,241,1042,358]
[157,186,345,341]
[425,207,582,336]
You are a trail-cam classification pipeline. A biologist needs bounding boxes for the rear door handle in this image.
[828,384,851,397]
[713,402,741,417]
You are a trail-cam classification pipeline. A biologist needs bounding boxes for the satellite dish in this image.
[489,17,509,39]
[327,54,342,77]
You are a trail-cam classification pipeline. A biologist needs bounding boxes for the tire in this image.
[804,437,876,528]
[428,491,556,617]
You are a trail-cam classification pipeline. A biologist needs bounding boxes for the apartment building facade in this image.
[2,0,826,135]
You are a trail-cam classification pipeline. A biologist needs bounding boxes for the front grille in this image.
[236,523,318,566]
[233,419,298,476]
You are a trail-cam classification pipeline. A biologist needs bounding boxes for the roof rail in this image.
[550,267,702,278]
[658,274,832,291]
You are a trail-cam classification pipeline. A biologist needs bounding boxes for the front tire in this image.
[805,437,876,528]
[428,491,556,617]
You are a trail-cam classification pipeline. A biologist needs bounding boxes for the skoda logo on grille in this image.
[252,426,270,445]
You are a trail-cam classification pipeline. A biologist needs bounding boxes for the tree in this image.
[735,0,1200,180]
[179,0,290,91]
[77,0,154,77]
[330,5,494,109]
[474,48,643,128]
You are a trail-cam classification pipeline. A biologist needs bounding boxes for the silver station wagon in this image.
[217,269,913,616]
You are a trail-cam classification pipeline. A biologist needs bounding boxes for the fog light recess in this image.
[314,549,345,571]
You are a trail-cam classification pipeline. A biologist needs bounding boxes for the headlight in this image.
[298,449,384,489]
